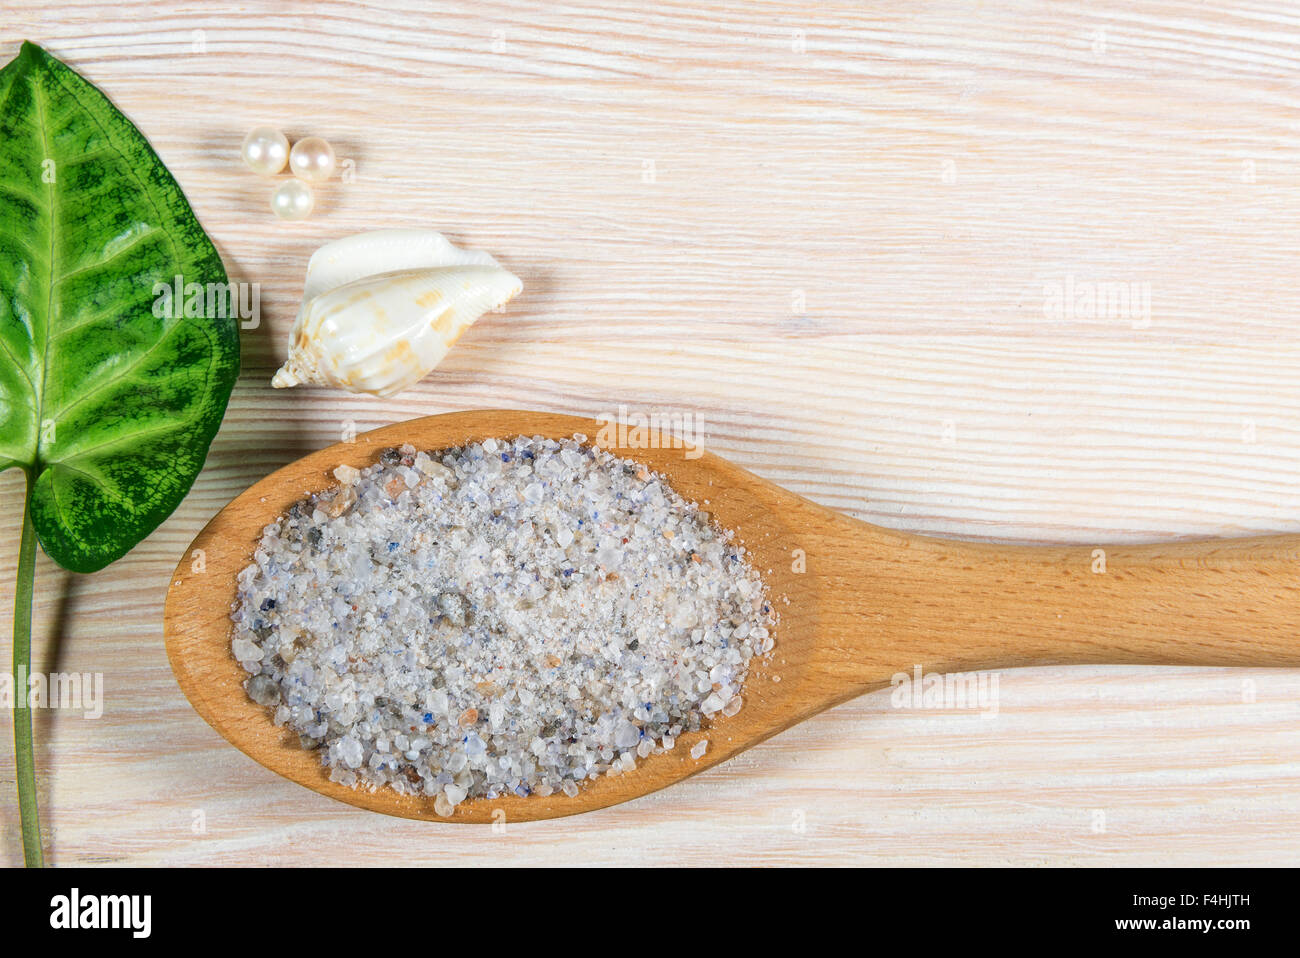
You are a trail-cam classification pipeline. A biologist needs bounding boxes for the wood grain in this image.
[3,0,1300,864]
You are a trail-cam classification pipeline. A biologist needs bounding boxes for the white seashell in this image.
[272,231,521,397]
[272,266,521,397]
[300,229,503,303]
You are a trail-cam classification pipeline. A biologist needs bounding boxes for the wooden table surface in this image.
[3,1,1300,866]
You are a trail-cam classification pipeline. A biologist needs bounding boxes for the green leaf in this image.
[0,41,239,573]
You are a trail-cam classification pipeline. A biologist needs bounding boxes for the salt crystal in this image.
[417,458,453,482]
[333,464,361,485]
[246,674,279,707]
[232,636,261,666]
[336,735,363,768]
[614,720,640,748]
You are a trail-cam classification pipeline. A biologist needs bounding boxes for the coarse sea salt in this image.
[231,435,774,813]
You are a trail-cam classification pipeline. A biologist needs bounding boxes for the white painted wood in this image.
[2,0,1299,865]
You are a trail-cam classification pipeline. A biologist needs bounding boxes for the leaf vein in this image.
[51,225,161,290]
[48,323,196,425]
[53,414,197,464]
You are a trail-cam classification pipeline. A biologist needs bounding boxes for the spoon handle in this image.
[804,511,1300,691]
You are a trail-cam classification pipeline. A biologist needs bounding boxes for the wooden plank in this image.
[2,0,1299,865]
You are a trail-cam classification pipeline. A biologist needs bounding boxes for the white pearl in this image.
[270,179,314,220]
[240,126,289,176]
[289,136,337,182]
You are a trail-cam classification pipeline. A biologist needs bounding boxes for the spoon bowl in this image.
[164,409,1300,822]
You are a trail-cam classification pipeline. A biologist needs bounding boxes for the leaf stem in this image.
[14,472,42,867]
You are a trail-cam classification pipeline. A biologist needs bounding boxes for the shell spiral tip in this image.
[271,366,299,389]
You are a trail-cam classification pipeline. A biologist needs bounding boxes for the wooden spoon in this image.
[164,409,1300,823]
